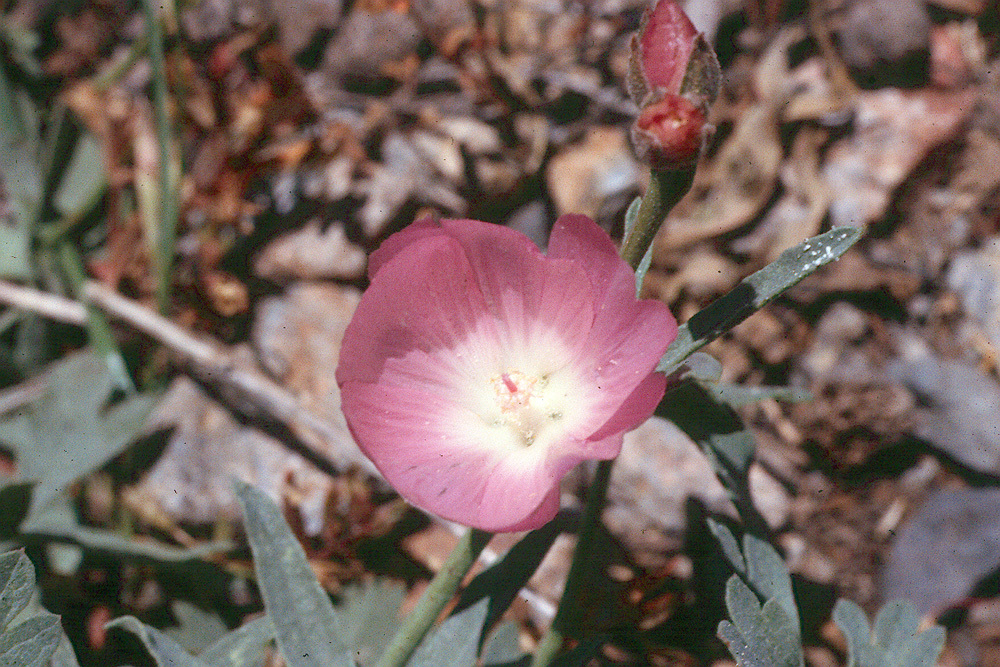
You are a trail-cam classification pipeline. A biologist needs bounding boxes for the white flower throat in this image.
[488,369,564,446]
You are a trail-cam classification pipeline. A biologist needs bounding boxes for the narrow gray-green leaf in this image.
[0,550,34,630]
[0,223,31,281]
[233,480,353,667]
[107,616,207,667]
[659,226,862,372]
[623,197,642,248]
[0,614,61,667]
[334,579,404,665]
[658,382,768,534]
[21,494,228,563]
[707,519,745,576]
[53,133,106,218]
[406,598,489,667]
[456,517,563,642]
[201,615,274,667]
[0,59,25,143]
[744,534,799,634]
[710,383,812,407]
[481,621,524,666]
[165,601,228,654]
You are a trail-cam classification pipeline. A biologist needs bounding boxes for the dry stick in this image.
[0,280,87,326]
[81,281,370,472]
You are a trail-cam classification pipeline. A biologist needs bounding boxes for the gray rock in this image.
[948,238,1000,352]
[254,218,366,282]
[320,9,420,82]
[882,488,1000,615]
[836,0,930,88]
[136,360,337,534]
[890,339,1000,474]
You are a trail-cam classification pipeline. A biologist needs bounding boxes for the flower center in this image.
[488,370,562,446]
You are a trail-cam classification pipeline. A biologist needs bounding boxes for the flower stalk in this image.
[620,167,696,269]
[376,528,493,667]
[531,165,697,667]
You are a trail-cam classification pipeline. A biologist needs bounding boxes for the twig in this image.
[82,282,219,364]
[80,282,370,471]
[0,371,51,415]
[0,280,87,325]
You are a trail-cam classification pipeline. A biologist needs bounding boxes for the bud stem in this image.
[531,165,698,667]
[620,167,696,269]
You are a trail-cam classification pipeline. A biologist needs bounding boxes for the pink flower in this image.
[336,215,677,532]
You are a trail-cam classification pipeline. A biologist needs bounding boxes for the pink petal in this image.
[549,214,677,434]
[639,0,698,95]
[548,214,634,309]
[587,371,668,445]
[340,374,565,531]
[439,219,597,362]
[339,219,599,386]
[336,234,494,386]
[366,217,440,279]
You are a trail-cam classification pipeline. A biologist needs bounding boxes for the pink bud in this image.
[628,0,720,169]
[631,0,699,100]
[632,94,707,170]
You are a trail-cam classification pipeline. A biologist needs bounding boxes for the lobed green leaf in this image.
[832,598,945,667]
[0,550,34,630]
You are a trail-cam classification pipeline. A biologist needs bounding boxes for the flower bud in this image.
[628,0,720,169]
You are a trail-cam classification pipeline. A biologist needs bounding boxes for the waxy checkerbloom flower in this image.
[336,215,677,532]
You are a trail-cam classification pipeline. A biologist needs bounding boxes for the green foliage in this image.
[711,522,946,667]
[480,622,526,666]
[658,226,863,374]
[658,382,768,534]
[624,197,655,297]
[711,522,803,667]
[0,550,69,667]
[455,517,563,648]
[108,614,275,667]
[833,599,944,667]
[0,351,156,520]
[233,480,355,667]
[0,352,225,560]
[230,481,539,667]
[710,383,812,407]
[406,599,488,667]
[334,579,405,664]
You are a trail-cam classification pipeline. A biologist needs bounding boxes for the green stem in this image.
[620,168,695,269]
[529,460,613,667]
[531,166,697,667]
[141,0,177,314]
[376,528,493,667]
